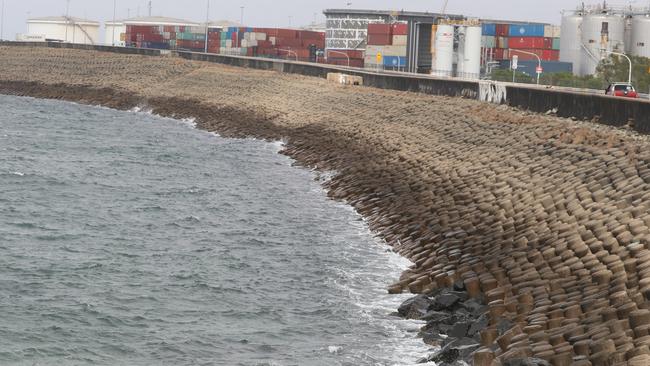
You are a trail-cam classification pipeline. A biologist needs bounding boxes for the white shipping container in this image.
[366,45,407,57]
[225,39,233,48]
[269,36,276,45]
[392,35,407,46]
[241,39,258,47]
[254,32,267,41]
[544,25,561,38]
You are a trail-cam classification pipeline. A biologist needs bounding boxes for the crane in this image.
[441,0,450,16]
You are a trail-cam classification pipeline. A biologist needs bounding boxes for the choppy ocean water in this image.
[0,95,432,366]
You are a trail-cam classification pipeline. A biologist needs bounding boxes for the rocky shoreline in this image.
[4,46,650,365]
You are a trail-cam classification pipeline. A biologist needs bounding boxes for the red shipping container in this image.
[391,23,408,35]
[543,37,553,49]
[493,48,509,60]
[495,24,509,37]
[298,30,324,39]
[509,37,545,49]
[368,23,392,35]
[368,34,392,45]
[264,28,279,37]
[334,49,363,59]
[542,49,559,61]
[275,37,303,47]
[277,28,298,38]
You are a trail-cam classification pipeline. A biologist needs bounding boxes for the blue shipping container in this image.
[384,56,406,67]
[508,24,545,37]
[482,23,496,36]
[497,60,572,74]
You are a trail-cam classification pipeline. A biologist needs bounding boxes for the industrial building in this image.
[324,9,469,74]
[104,20,126,46]
[24,16,100,44]
[561,3,650,76]
[324,8,564,79]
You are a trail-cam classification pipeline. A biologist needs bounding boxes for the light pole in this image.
[204,0,210,53]
[112,0,117,46]
[326,49,350,67]
[240,6,244,26]
[509,49,542,84]
[603,50,632,84]
[1,0,5,41]
[65,0,71,42]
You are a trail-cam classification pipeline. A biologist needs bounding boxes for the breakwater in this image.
[2,45,650,365]
[3,41,650,135]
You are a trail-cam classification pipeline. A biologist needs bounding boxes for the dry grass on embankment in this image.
[3,46,650,365]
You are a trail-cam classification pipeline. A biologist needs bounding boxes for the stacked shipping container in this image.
[363,23,408,69]
[481,23,561,64]
[125,24,326,61]
[125,25,207,51]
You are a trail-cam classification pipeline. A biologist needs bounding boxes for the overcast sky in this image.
[1,0,585,39]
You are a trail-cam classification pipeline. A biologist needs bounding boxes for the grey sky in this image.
[1,0,584,40]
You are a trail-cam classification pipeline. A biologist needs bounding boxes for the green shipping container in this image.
[552,38,560,50]
[481,36,496,48]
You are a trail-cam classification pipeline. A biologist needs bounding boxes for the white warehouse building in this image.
[25,16,100,44]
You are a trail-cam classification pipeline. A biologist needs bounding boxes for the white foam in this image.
[12,172,24,176]
[327,345,342,354]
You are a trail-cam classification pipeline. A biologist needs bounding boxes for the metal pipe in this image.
[0,0,4,41]
[204,0,210,53]
[278,49,298,61]
[65,0,70,42]
[508,49,542,84]
[326,49,350,67]
[112,0,116,46]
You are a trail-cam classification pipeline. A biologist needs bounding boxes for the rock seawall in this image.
[3,46,650,365]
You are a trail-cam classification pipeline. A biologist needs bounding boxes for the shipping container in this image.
[368,34,392,46]
[497,59,572,73]
[482,36,496,48]
[497,37,508,49]
[383,55,406,67]
[482,23,496,36]
[368,23,392,35]
[508,24,545,37]
[366,45,407,57]
[509,37,546,49]
[495,24,509,37]
[392,35,407,46]
[552,38,561,50]
[391,23,408,35]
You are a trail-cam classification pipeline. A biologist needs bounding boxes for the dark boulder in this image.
[398,294,433,319]
[447,321,471,338]
[432,293,461,311]
[468,314,489,337]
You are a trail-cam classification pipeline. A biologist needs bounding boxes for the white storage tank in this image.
[580,12,625,76]
[457,25,481,79]
[27,16,99,44]
[432,24,454,77]
[105,20,126,46]
[560,13,583,76]
[624,16,633,54]
[631,15,650,58]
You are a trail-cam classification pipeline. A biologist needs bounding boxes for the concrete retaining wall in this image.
[505,85,650,134]
[0,41,161,56]
[3,41,650,134]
